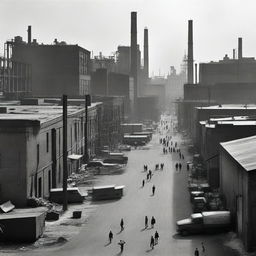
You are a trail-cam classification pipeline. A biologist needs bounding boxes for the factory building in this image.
[9,27,91,97]
[220,135,256,251]
[0,101,102,207]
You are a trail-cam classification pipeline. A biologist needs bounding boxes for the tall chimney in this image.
[195,63,198,84]
[27,25,32,44]
[130,12,138,110]
[187,20,194,84]
[144,27,149,79]
[238,37,242,59]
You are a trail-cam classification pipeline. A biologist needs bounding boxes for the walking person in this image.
[154,231,159,245]
[145,216,148,229]
[194,247,199,256]
[120,218,124,231]
[142,179,145,188]
[118,240,125,253]
[152,185,156,196]
[179,163,182,171]
[150,236,155,249]
[151,216,156,228]
[201,242,205,254]
[108,230,113,243]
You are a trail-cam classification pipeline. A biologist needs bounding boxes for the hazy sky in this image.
[1,0,256,75]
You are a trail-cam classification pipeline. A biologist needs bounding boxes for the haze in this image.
[1,0,255,75]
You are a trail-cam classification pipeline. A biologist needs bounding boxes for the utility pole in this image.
[84,94,91,163]
[62,95,68,211]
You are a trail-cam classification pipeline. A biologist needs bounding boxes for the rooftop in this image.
[197,104,256,110]
[221,135,256,171]
[200,116,256,128]
[0,102,99,124]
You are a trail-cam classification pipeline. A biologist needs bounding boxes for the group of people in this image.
[150,231,159,249]
[194,242,206,256]
[108,216,160,252]
[108,218,125,252]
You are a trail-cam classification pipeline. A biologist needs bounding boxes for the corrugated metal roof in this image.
[221,135,256,171]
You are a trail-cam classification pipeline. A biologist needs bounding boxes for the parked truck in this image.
[176,211,231,235]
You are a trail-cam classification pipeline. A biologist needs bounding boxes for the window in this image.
[37,144,40,165]
[46,132,49,153]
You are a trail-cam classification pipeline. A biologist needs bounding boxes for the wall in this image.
[12,45,90,97]
[220,147,249,249]
[0,126,28,206]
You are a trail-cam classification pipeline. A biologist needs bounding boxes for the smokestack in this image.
[238,37,242,59]
[187,20,194,84]
[233,49,236,59]
[195,63,198,84]
[130,12,138,109]
[27,25,32,44]
[144,27,149,79]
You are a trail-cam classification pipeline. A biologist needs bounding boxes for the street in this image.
[3,127,239,256]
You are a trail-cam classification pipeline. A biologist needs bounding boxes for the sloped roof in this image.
[220,135,256,171]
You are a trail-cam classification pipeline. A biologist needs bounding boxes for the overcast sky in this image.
[1,0,256,76]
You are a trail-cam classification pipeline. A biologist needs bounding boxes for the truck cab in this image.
[176,211,231,235]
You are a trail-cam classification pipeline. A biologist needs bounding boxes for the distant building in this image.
[91,69,132,119]
[10,37,91,97]
[200,56,256,85]
[220,135,256,251]
[91,53,116,73]
[92,95,124,149]
[0,101,101,207]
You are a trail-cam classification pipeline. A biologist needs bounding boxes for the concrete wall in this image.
[220,147,249,249]
[0,127,28,206]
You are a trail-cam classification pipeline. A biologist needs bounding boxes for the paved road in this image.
[5,127,239,256]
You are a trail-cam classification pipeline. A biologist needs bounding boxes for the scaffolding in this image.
[0,41,31,99]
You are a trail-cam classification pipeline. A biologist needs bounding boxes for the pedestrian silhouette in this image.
[118,240,125,253]
[152,185,156,196]
[194,247,199,256]
[149,170,152,179]
[187,163,190,171]
[175,163,178,170]
[151,216,156,228]
[201,242,205,253]
[142,179,145,187]
[120,218,124,231]
[145,216,148,229]
[150,236,155,249]
[179,163,182,170]
[108,230,113,243]
[154,231,159,244]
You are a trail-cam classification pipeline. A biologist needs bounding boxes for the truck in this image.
[103,152,128,164]
[176,211,231,235]
[90,185,125,200]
